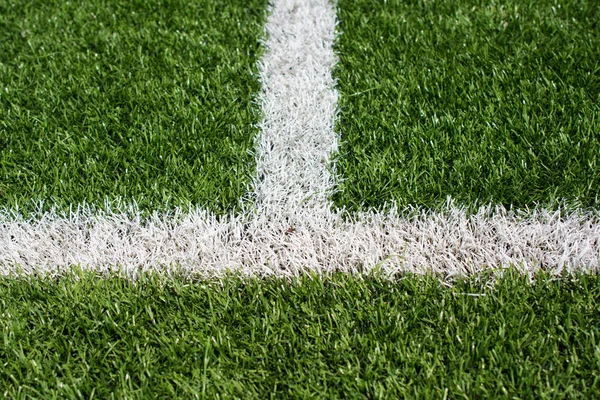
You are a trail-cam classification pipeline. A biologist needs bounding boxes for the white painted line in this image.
[2,204,599,276]
[252,0,339,215]
[1,0,599,277]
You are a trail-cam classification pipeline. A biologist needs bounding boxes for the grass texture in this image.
[0,0,267,216]
[1,271,599,398]
[334,0,600,212]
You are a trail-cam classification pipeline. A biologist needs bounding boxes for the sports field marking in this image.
[253,0,338,215]
[1,0,599,276]
[3,203,599,276]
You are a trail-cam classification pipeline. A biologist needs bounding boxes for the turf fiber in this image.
[1,271,599,398]
[2,0,600,397]
[333,0,600,212]
[0,0,267,216]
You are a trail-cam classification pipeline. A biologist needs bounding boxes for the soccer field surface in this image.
[2,0,599,276]
[2,271,599,397]
[2,0,600,397]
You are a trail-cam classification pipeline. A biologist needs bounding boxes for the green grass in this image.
[334,0,600,212]
[1,271,599,398]
[0,0,267,216]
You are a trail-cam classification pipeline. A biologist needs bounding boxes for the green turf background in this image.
[334,0,600,212]
[1,271,599,397]
[0,0,267,216]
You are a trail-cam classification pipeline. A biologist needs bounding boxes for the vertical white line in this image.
[252,0,339,215]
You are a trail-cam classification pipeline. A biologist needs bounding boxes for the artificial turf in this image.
[1,270,599,398]
[0,0,267,216]
[333,0,600,212]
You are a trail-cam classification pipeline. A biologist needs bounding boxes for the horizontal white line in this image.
[2,205,598,276]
